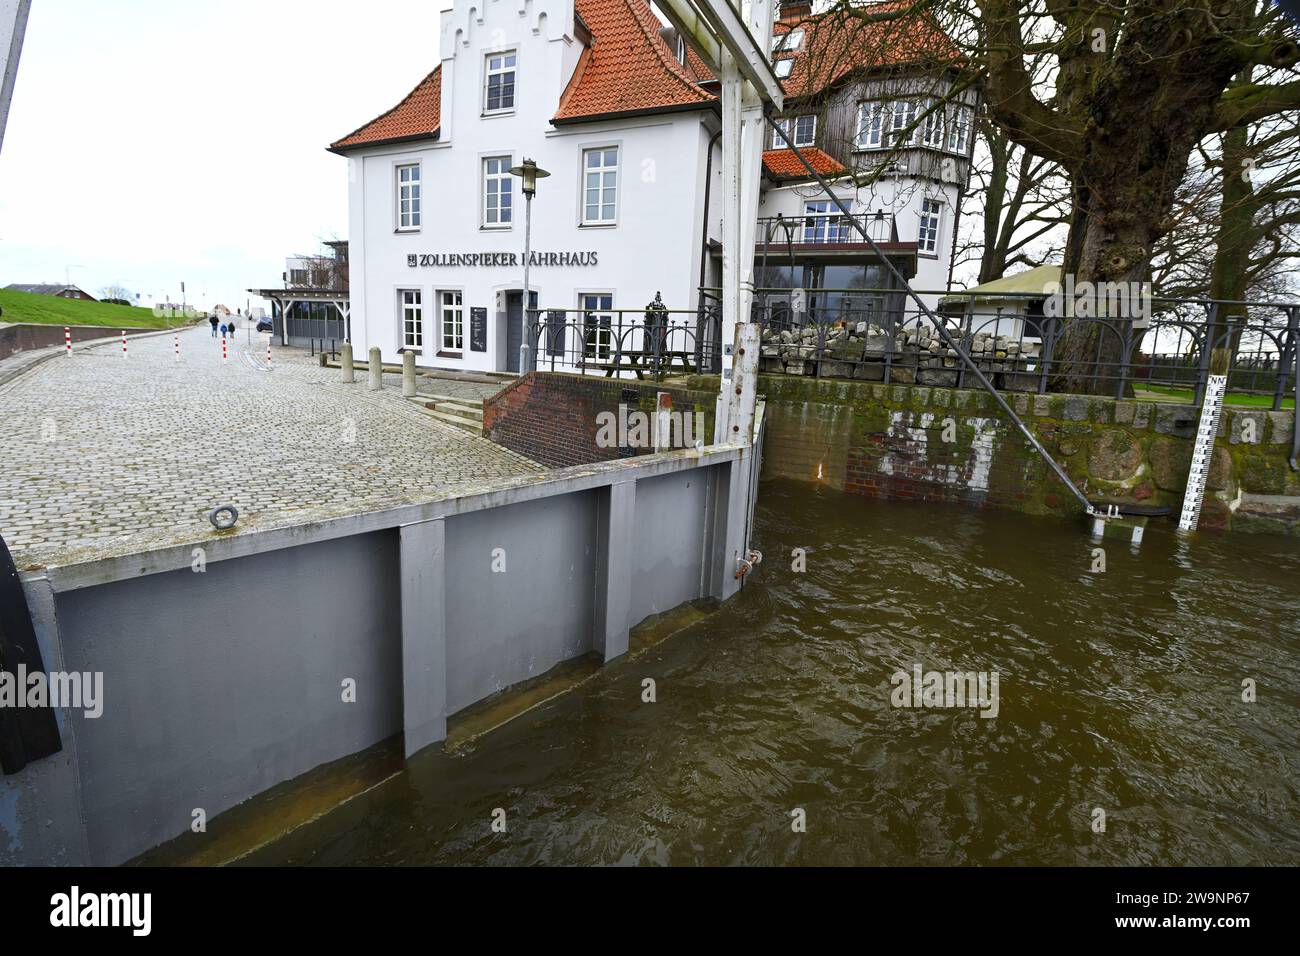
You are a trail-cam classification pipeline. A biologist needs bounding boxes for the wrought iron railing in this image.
[737,288,1299,408]
[525,301,716,380]
[756,211,898,247]
[523,289,1298,407]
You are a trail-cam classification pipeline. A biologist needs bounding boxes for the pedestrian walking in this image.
[220,323,228,339]
[209,314,219,337]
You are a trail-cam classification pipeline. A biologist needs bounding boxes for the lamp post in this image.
[508,158,549,374]
[776,214,797,330]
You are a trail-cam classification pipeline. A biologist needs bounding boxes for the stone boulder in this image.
[1088,429,1143,482]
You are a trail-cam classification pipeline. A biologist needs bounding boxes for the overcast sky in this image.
[1,0,451,310]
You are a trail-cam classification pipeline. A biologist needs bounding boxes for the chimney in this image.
[779,1,812,20]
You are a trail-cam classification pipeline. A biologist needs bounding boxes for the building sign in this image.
[406,252,598,268]
[470,307,487,352]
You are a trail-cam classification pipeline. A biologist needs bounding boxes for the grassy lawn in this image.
[1134,384,1294,408]
[0,289,195,330]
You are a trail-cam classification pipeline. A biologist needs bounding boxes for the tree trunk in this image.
[1051,199,1152,396]
[1208,115,1256,357]
[1028,9,1255,394]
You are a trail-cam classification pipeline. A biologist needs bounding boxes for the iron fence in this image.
[525,301,715,380]
[738,288,1299,409]
[522,288,1299,408]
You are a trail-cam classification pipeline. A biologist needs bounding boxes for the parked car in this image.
[256,317,273,333]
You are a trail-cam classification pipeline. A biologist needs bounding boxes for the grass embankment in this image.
[0,288,193,329]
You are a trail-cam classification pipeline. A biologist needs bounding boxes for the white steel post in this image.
[0,0,31,157]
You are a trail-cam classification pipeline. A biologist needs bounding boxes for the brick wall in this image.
[0,324,156,362]
[483,372,716,469]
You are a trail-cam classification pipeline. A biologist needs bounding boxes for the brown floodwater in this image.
[247,480,1300,866]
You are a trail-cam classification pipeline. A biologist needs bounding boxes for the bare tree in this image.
[1152,72,1300,311]
[98,284,134,303]
[823,0,1300,393]
[952,110,1070,285]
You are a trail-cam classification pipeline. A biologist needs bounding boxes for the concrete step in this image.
[433,400,484,422]
[426,392,483,405]
[428,409,484,435]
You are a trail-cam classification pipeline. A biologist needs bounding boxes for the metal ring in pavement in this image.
[208,505,239,530]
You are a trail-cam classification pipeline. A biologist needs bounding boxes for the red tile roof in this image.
[554,0,712,122]
[772,3,961,102]
[330,68,441,152]
[556,0,958,121]
[762,147,845,180]
[329,2,957,148]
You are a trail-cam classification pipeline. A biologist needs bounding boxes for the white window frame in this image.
[581,147,619,226]
[400,288,423,350]
[918,199,942,255]
[771,28,804,53]
[396,163,421,232]
[857,102,886,149]
[946,105,973,154]
[890,100,918,146]
[773,114,816,149]
[439,289,464,353]
[482,155,513,228]
[579,292,614,362]
[484,50,517,114]
[802,200,849,244]
[774,58,794,79]
[921,100,945,149]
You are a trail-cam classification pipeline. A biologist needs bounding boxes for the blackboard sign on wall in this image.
[470,307,487,352]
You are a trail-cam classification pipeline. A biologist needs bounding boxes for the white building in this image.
[330,0,976,374]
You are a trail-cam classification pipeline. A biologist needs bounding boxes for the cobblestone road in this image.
[0,325,542,567]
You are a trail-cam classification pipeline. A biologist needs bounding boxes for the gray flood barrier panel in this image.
[4,418,764,865]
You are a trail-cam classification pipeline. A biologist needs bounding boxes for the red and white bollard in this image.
[64,327,71,355]
[121,331,127,357]
[174,334,180,361]
[222,337,227,364]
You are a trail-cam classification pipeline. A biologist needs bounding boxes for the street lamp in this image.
[508,158,550,374]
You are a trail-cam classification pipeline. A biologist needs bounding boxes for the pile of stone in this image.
[760,321,892,365]
[758,321,1044,388]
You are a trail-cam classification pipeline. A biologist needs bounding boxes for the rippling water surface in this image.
[253,480,1300,865]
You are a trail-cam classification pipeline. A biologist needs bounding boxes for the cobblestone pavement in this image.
[0,325,542,568]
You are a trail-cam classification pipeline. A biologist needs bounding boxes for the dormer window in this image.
[774,58,794,79]
[484,51,516,114]
[772,29,804,53]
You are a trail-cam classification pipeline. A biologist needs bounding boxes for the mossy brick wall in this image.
[483,371,716,469]
[685,374,1300,534]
